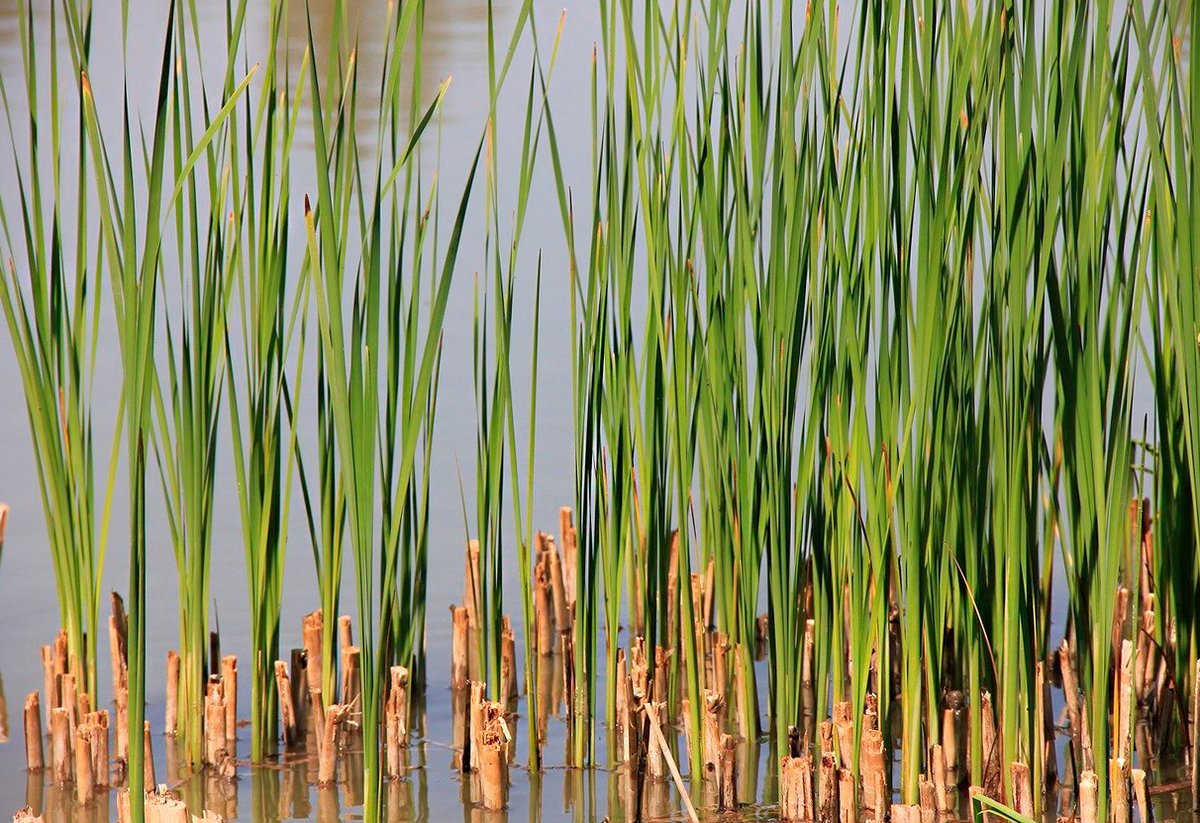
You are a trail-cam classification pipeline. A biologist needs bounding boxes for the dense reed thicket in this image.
[3,0,1200,822]
[525,0,1200,819]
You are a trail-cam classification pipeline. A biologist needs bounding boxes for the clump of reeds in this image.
[223,0,307,761]
[0,0,107,704]
[301,0,481,816]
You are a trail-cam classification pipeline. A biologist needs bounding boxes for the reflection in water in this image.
[24,769,42,817]
[11,705,1200,822]
[0,671,9,744]
[278,0,496,153]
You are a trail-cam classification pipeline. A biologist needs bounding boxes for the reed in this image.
[76,9,175,818]
[68,3,250,816]
[0,0,108,703]
[3,1,1200,821]
[536,0,1180,817]
[467,0,545,725]
[303,0,479,816]
[1049,6,1144,819]
[224,0,307,760]
[151,0,254,765]
[1136,0,1200,697]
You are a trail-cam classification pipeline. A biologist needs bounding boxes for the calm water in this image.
[0,1,1195,821]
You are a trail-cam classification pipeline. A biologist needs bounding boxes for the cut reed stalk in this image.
[1079,770,1099,823]
[1194,659,1199,811]
[303,3,480,808]
[1132,768,1150,823]
[142,721,154,788]
[220,657,237,743]
[274,661,298,749]
[317,704,349,786]
[73,727,93,804]
[165,651,179,737]
[23,692,43,772]
[50,708,69,786]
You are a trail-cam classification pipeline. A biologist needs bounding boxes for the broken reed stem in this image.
[75,724,94,805]
[1038,659,1057,788]
[558,507,577,607]
[468,681,485,773]
[110,593,128,697]
[24,692,43,772]
[645,699,666,779]
[385,711,403,780]
[779,754,813,822]
[475,693,510,811]
[220,656,237,741]
[275,661,299,747]
[50,707,70,785]
[615,649,635,762]
[838,768,857,823]
[1010,762,1033,818]
[861,727,887,816]
[1193,658,1199,812]
[714,633,728,698]
[500,617,517,703]
[464,540,482,630]
[115,673,129,768]
[61,674,76,739]
[389,666,410,738]
[205,685,226,766]
[533,555,555,655]
[143,721,155,788]
[546,535,569,633]
[337,615,353,653]
[1115,640,1133,763]
[1060,641,1085,764]
[450,606,470,691]
[340,646,361,723]
[702,690,724,776]
[302,610,324,698]
[718,733,737,812]
[145,788,189,822]
[165,650,180,736]
[980,691,1000,797]
[290,649,308,730]
[87,711,109,786]
[317,703,349,784]
[41,646,55,713]
[819,752,838,822]
[801,621,814,687]
[919,777,935,821]
[930,744,947,811]
[942,701,961,788]
[478,730,508,811]
[643,702,699,823]
[833,702,854,767]
[1079,769,1098,823]
[386,666,410,779]
[1132,768,1150,823]
[1111,758,1129,823]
